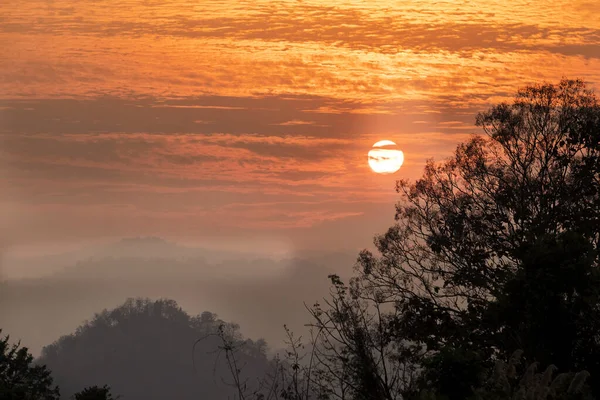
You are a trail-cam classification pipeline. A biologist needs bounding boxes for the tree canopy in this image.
[0,329,60,400]
[302,79,600,400]
[72,385,118,400]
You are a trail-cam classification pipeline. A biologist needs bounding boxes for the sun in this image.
[368,140,404,174]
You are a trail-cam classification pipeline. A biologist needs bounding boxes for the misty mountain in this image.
[1,238,357,357]
[2,237,297,280]
[37,298,272,400]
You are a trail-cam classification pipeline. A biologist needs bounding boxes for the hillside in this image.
[37,298,271,400]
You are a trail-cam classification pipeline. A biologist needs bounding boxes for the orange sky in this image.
[1,0,599,264]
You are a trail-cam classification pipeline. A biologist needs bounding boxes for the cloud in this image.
[0,96,480,138]
[2,0,598,250]
[2,2,599,102]
[271,120,319,126]
[3,2,599,58]
[0,95,482,208]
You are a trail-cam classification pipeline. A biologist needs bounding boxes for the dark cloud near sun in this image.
[0,94,477,208]
[0,96,476,137]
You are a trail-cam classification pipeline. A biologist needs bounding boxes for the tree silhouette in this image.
[73,385,118,400]
[471,350,592,400]
[198,322,331,400]
[302,79,600,399]
[0,329,60,400]
[417,350,592,400]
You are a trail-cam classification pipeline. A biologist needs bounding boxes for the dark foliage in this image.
[72,385,118,400]
[302,79,600,400]
[0,329,60,400]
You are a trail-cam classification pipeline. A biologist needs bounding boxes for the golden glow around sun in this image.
[368,140,404,174]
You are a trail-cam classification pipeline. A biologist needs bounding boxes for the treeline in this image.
[2,79,599,400]
[1,298,272,399]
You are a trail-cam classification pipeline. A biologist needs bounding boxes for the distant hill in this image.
[37,298,271,400]
[2,236,287,280]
